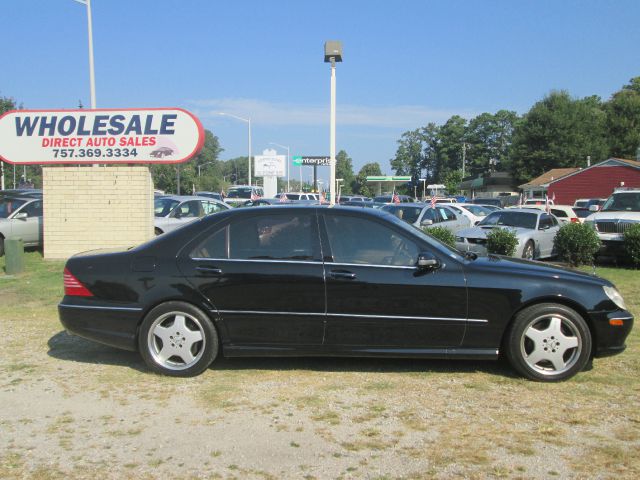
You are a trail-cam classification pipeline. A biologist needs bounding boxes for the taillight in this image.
[571,217,579,223]
[63,268,93,297]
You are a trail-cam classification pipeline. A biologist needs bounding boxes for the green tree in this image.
[352,162,382,197]
[437,115,467,178]
[391,129,424,180]
[510,91,608,184]
[335,150,355,194]
[605,77,640,159]
[442,170,463,195]
[466,110,519,175]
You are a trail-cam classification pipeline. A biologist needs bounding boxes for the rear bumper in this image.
[58,302,142,351]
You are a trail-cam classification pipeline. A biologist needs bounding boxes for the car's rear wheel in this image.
[139,302,218,377]
[504,303,591,382]
[522,240,535,260]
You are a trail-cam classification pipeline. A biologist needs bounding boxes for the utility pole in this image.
[462,142,467,178]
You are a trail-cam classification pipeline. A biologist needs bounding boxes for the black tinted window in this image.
[325,215,418,266]
[191,227,227,259]
[229,214,315,261]
[21,200,42,217]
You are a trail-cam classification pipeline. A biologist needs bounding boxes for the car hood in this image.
[467,254,611,287]
[457,225,531,239]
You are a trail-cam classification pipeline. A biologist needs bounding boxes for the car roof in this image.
[155,195,225,202]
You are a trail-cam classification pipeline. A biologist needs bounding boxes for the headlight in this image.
[603,285,627,310]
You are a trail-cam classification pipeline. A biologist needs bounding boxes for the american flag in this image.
[392,191,400,204]
[279,193,288,203]
[320,191,326,204]
[430,196,437,209]
[251,191,260,201]
[545,194,550,213]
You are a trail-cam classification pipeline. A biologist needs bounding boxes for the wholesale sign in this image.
[0,108,204,164]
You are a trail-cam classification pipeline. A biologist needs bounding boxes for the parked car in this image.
[471,198,503,208]
[381,203,471,233]
[275,192,319,201]
[455,208,560,260]
[446,203,494,225]
[224,186,265,206]
[572,207,592,223]
[59,205,633,381]
[574,198,607,209]
[585,188,640,257]
[373,194,414,203]
[525,205,580,225]
[154,196,230,234]
[524,198,555,207]
[195,191,224,202]
[0,195,43,256]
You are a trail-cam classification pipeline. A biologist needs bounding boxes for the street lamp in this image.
[336,178,344,203]
[73,0,97,108]
[269,142,290,192]
[218,112,252,187]
[324,40,343,206]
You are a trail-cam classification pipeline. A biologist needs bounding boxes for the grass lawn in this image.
[0,251,638,479]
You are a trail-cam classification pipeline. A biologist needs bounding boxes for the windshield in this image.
[227,188,253,199]
[0,198,27,218]
[154,198,180,217]
[601,192,640,212]
[463,205,490,216]
[478,211,537,229]
[381,205,423,223]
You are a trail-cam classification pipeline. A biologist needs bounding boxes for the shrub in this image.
[424,226,456,248]
[624,224,640,266]
[486,228,518,256]
[553,222,601,267]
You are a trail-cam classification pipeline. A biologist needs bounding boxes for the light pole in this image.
[218,112,252,186]
[73,0,97,109]
[269,142,290,192]
[336,178,343,203]
[419,178,426,201]
[324,41,343,206]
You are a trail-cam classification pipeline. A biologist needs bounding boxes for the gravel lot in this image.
[1,256,639,479]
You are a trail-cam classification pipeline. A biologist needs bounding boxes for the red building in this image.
[521,158,640,205]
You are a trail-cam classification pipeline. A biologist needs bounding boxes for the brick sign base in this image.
[43,166,154,259]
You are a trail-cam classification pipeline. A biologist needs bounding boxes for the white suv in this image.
[585,188,640,256]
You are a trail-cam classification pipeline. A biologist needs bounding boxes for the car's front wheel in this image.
[521,240,535,260]
[504,303,591,382]
[139,302,218,377]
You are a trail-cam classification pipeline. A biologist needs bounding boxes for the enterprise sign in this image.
[292,155,331,166]
[0,108,204,165]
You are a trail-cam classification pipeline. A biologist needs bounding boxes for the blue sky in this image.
[2,0,639,184]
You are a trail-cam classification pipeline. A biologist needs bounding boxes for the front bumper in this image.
[589,309,634,358]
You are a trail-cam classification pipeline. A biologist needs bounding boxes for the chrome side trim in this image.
[216,309,488,324]
[191,258,321,265]
[190,258,416,269]
[59,303,143,312]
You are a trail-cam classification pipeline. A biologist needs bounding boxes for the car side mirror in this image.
[589,205,599,212]
[14,212,28,220]
[421,219,433,226]
[417,252,440,271]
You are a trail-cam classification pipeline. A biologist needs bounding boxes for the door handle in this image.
[196,266,223,275]
[330,271,356,280]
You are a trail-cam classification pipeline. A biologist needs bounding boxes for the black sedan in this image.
[59,206,633,381]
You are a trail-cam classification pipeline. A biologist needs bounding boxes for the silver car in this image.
[455,208,560,260]
[381,203,471,233]
[154,196,230,235]
[0,195,43,256]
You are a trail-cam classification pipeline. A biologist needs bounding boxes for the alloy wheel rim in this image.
[520,314,582,376]
[147,311,206,371]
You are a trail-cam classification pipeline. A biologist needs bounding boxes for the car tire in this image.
[522,240,535,260]
[138,301,218,377]
[504,303,591,382]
